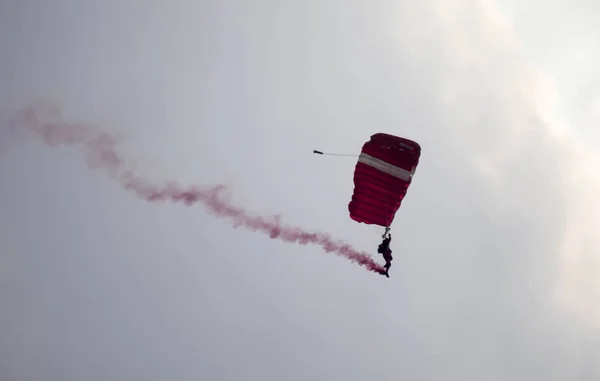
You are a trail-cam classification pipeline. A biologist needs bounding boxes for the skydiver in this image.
[377,238,388,254]
[382,248,392,278]
[377,233,391,255]
[377,234,393,278]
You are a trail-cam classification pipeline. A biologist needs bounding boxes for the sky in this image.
[1,0,600,380]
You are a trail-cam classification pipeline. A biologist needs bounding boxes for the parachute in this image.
[347,133,421,234]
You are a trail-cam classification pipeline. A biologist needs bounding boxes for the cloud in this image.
[2,0,600,380]
[363,0,600,377]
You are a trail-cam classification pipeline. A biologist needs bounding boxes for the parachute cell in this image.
[348,133,421,227]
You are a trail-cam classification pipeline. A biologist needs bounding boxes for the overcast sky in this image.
[1,0,600,380]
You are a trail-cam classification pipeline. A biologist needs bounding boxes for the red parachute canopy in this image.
[348,133,421,228]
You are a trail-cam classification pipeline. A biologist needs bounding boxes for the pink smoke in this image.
[1,102,386,275]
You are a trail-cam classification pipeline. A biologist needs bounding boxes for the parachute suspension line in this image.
[382,227,391,238]
[313,150,358,157]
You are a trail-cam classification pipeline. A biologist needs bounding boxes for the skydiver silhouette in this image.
[378,234,391,254]
[378,234,393,278]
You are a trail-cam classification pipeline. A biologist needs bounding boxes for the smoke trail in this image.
[1,102,387,275]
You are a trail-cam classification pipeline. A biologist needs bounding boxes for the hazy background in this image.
[1,0,600,380]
